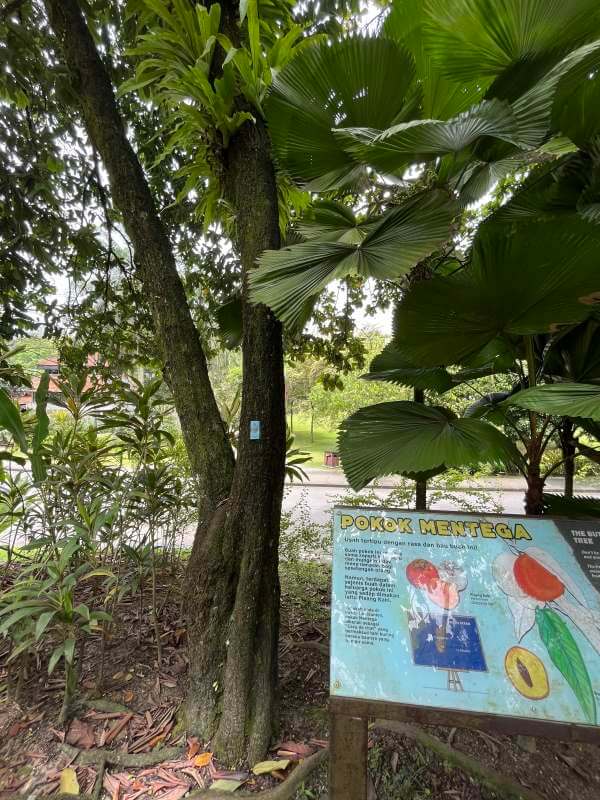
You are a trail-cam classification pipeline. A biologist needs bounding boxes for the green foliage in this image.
[265,36,417,191]
[507,383,600,421]
[543,493,600,517]
[5,337,57,376]
[536,606,596,724]
[391,220,600,368]
[285,428,310,483]
[250,189,458,330]
[338,401,522,491]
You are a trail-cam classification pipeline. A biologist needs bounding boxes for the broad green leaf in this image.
[48,642,65,674]
[392,219,600,367]
[536,606,597,724]
[339,98,527,174]
[296,201,365,242]
[0,387,28,453]
[265,37,416,190]
[506,383,600,420]
[0,606,44,634]
[35,610,57,641]
[543,493,600,518]
[250,189,457,330]
[80,568,115,580]
[365,344,500,392]
[383,0,483,119]
[64,637,76,665]
[216,296,243,350]
[6,637,36,663]
[31,371,50,482]
[424,0,600,84]
[337,401,522,491]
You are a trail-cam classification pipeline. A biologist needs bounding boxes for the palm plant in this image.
[250,0,600,325]
[246,0,600,515]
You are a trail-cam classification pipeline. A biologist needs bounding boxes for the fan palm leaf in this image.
[338,401,522,491]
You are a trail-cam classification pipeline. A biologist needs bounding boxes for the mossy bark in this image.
[45,0,286,764]
[184,116,286,764]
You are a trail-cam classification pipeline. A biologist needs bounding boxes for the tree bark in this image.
[525,458,545,515]
[184,115,286,764]
[43,0,235,516]
[45,0,286,765]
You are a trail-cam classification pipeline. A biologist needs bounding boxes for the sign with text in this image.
[331,507,600,728]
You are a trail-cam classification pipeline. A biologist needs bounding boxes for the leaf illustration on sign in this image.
[536,607,597,725]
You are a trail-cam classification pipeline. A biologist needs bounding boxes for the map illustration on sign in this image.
[330,508,600,728]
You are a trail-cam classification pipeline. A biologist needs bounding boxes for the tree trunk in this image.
[414,388,427,510]
[184,116,286,764]
[560,419,576,499]
[43,0,235,516]
[525,458,545,515]
[46,0,286,764]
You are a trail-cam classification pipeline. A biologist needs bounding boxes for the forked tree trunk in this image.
[184,117,286,764]
[45,0,286,764]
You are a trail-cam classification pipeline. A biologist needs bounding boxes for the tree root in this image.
[186,748,329,800]
[42,747,327,800]
[82,698,134,714]
[283,638,329,656]
[60,743,182,767]
[91,755,106,800]
[373,719,544,800]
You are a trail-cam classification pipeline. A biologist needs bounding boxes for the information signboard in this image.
[331,507,600,730]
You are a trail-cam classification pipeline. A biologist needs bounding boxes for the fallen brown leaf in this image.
[187,737,201,759]
[66,719,95,750]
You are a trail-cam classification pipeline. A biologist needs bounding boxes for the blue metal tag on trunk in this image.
[250,420,261,440]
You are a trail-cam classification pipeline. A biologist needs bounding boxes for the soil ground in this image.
[1,560,599,800]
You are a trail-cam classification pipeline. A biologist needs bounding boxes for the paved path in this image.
[282,469,600,525]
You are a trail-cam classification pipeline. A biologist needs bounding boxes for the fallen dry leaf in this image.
[104,713,133,745]
[252,759,290,776]
[66,719,95,750]
[59,767,79,795]
[187,736,201,759]
[123,689,134,703]
[276,741,315,759]
[7,721,26,737]
[159,785,191,800]
[194,752,213,768]
[210,778,245,793]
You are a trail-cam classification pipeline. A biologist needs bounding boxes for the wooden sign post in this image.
[328,508,600,799]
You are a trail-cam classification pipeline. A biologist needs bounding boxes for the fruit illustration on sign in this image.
[406,559,439,590]
[406,559,466,610]
[513,553,565,602]
[494,546,599,724]
[505,646,549,700]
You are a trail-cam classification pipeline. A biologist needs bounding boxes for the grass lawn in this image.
[288,415,337,467]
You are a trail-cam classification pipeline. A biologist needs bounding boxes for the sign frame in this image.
[328,506,600,800]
